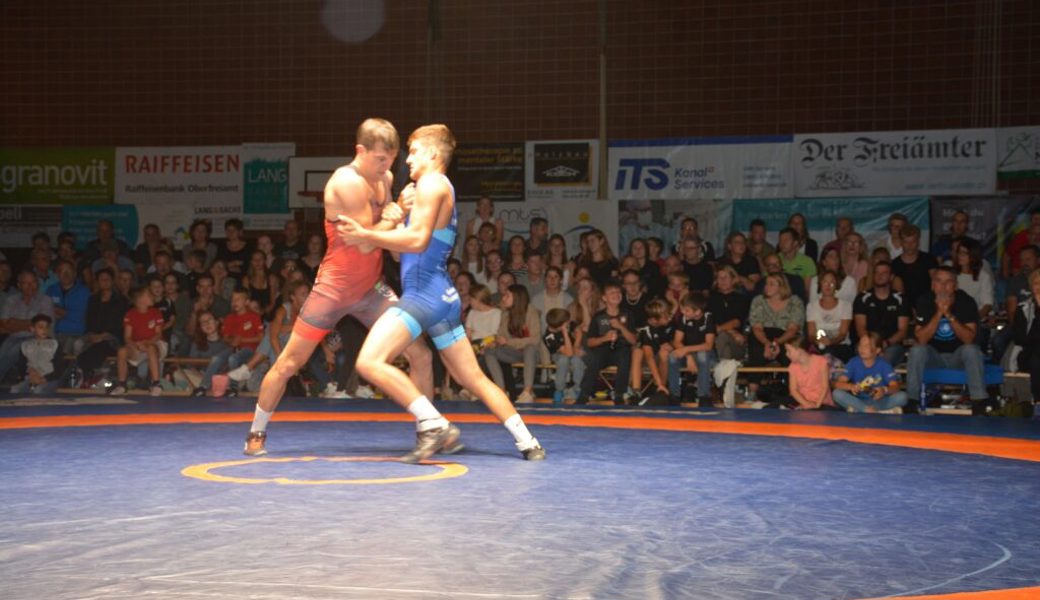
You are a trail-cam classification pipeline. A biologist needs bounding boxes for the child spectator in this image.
[109,287,167,396]
[187,310,231,397]
[228,282,315,393]
[577,281,636,404]
[483,284,541,404]
[220,288,264,396]
[664,272,690,318]
[0,270,55,385]
[11,314,65,395]
[465,284,501,353]
[668,294,717,405]
[543,307,585,405]
[783,338,837,410]
[622,298,672,403]
[832,333,908,413]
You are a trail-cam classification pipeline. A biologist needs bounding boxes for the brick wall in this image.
[2,0,1037,158]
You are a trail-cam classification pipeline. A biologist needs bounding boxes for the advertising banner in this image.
[996,126,1040,180]
[62,204,140,250]
[732,197,931,255]
[525,140,599,201]
[0,205,65,248]
[793,129,996,197]
[447,143,525,202]
[0,148,115,204]
[455,199,618,262]
[115,146,242,205]
[608,136,792,201]
[618,199,733,257]
[287,156,349,208]
[930,195,1040,270]
[242,142,295,214]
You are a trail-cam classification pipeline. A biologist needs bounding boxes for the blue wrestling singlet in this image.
[388,175,468,350]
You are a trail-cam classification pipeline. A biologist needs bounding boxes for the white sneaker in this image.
[321,383,349,399]
[227,365,251,382]
[516,390,535,404]
[354,384,375,399]
[879,406,903,415]
[108,384,126,396]
[149,385,163,397]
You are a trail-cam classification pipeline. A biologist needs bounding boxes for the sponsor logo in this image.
[614,158,725,192]
[809,168,864,191]
[542,165,581,178]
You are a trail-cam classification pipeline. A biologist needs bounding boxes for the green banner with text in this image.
[0,147,115,204]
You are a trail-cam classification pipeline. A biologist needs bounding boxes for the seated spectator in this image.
[477,221,500,256]
[216,218,251,279]
[243,250,280,321]
[11,314,66,395]
[459,236,487,285]
[465,284,501,354]
[28,248,59,291]
[532,266,573,330]
[787,212,818,263]
[227,282,312,394]
[783,338,838,410]
[82,219,132,266]
[1009,270,1040,404]
[275,219,306,263]
[0,260,15,301]
[672,217,715,261]
[952,238,994,346]
[576,229,620,287]
[821,216,854,257]
[134,223,164,276]
[161,273,189,355]
[568,277,601,352]
[219,288,264,396]
[46,259,90,354]
[31,231,56,263]
[454,271,475,323]
[147,276,176,346]
[483,250,505,295]
[209,259,238,301]
[109,286,167,396]
[93,245,137,284]
[891,224,939,311]
[668,294,717,405]
[527,216,549,257]
[466,196,504,250]
[755,253,807,303]
[931,209,975,264]
[184,273,232,339]
[505,235,529,277]
[884,213,908,259]
[809,247,858,305]
[298,233,325,283]
[185,310,232,396]
[491,271,516,306]
[543,307,586,405]
[619,269,648,330]
[906,267,989,414]
[716,232,761,293]
[647,236,666,271]
[546,234,574,289]
[256,235,277,269]
[75,268,130,379]
[708,265,751,361]
[841,232,870,289]
[482,284,541,404]
[0,271,55,385]
[627,239,661,297]
[866,246,904,294]
[998,245,1040,362]
[521,251,546,298]
[833,333,908,413]
[663,272,690,318]
[747,219,775,267]
[182,249,210,297]
[679,237,714,294]
[747,274,806,400]
[182,219,218,269]
[624,298,672,403]
[148,249,187,289]
[1003,209,1040,277]
[577,281,636,404]
[853,260,911,366]
[806,270,854,363]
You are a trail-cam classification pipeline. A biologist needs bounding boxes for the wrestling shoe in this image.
[519,441,547,461]
[400,423,461,464]
[244,431,268,456]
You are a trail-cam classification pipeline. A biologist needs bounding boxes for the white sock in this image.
[407,396,448,431]
[251,405,273,433]
[504,414,537,450]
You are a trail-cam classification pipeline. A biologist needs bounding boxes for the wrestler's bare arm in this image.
[337,175,447,254]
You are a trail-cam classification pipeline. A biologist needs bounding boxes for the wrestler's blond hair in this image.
[357,118,399,152]
[409,124,456,164]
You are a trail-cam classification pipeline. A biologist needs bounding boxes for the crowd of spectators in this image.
[0,202,1037,414]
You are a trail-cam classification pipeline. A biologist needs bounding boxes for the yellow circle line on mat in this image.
[181,455,468,485]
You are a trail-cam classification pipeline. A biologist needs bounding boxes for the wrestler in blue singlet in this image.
[387,176,468,350]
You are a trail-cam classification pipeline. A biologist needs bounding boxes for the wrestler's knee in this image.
[271,350,305,380]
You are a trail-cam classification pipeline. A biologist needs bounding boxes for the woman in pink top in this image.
[784,339,836,410]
